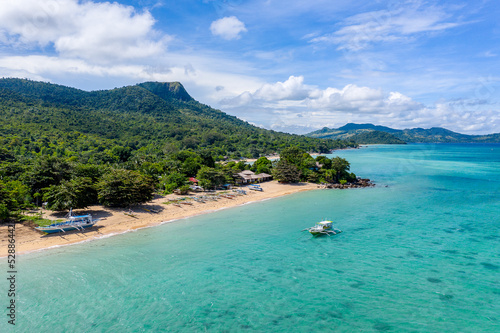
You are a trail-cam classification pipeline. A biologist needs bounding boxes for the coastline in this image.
[0,181,319,257]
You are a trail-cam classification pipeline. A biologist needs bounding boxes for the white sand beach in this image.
[0,181,320,257]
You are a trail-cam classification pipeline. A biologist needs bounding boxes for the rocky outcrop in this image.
[321,178,375,189]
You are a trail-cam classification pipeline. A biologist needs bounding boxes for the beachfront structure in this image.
[234,170,272,184]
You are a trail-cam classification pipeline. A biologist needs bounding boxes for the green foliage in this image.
[0,181,11,222]
[72,164,106,182]
[177,184,191,195]
[322,169,336,183]
[159,171,186,194]
[280,146,305,166]
[181,156,202,176]
[330,157,352,183]
[20,213,56,227]
[23,156,73,196]
[196,166,228,190]
[0,78,362,218]
[43,177,97,211]
[0,78,355,165]
[315,155,332,169]
[0,203,9,222]
[272,160,301,183]
[252,156,272,174]
[97,169,154,207]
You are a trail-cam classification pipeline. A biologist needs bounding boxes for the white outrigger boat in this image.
[36,210,99,234]
[304,220,342,236]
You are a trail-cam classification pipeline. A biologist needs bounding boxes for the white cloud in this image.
[210,16,247,40]
[308,84,385,112]
[223,76,420,114]
[253,75,310,101]
[219,75,499,135]
[0,0,167,63]
[311,3,462,51]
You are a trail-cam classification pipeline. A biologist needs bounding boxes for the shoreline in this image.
[0,181,320,257]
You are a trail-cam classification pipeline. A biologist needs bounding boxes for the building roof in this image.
[255,173,272,178]
[236,171,272,180]
[237,173,257,180]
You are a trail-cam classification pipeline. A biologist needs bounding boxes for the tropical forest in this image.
[0,78,358,224]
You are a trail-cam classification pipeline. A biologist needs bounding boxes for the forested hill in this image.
[0,78,359,219]
[0,78,354,161]
[307,123,500,143]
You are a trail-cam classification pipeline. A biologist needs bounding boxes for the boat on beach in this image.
[35,211,99,234]
[304,220,342,236]
[248,184,263,191]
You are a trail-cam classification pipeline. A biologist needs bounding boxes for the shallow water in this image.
[2,144,499,332]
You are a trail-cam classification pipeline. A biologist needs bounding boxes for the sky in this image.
[0,0,499,135]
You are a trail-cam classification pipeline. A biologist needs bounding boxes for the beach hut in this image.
[235,170,272,184]
[255,173,272,182]
[235,170,258,184]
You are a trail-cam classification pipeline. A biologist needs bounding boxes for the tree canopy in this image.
[0,78,360,221]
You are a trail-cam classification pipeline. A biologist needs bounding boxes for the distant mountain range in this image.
[306,123,500,144]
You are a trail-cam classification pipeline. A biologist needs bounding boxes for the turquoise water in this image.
[2,144,499,332]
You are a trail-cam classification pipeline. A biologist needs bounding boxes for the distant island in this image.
[306,123,500,144]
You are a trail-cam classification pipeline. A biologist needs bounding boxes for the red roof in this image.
[189,177,199,183]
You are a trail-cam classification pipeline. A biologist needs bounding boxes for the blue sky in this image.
[0,0,499,134]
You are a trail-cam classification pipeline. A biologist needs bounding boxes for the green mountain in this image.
[307,123,500,143]
[0,78,354,162]
[307,126,405,144]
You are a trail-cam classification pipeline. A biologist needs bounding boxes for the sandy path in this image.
[0,181,320,257]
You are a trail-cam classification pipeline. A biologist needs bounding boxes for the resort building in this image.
[234,170,272,184]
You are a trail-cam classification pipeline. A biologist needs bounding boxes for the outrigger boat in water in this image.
[35,210,99,234]
[304,220,342,236]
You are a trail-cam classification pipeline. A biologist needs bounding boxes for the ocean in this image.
[2,144,499,332]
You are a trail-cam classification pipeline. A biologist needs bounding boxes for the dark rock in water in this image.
[349,281,365,288]
[407,251,424,258]
[481,262,499,270]
[441,249,459,255]
[327,311,343,319]
[483,234,499,240]
[438,294,454,301]
[427,277,442,283]
[324,178,375,189]
[341,301,355,309]
[373,322,392,331]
